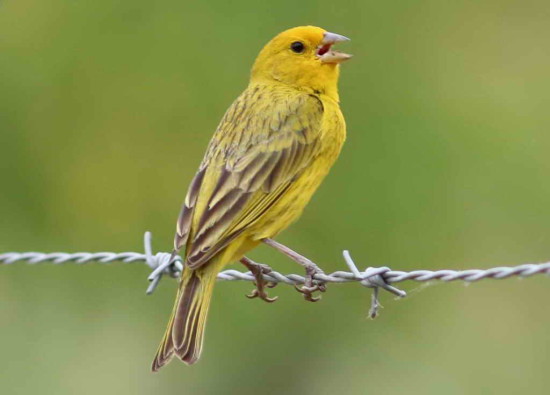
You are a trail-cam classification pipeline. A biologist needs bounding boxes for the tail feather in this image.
[151,292,178,372]
[151,260,221,371]
[172,272,201,351]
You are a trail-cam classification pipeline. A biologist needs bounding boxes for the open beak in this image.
[317,32,352,64]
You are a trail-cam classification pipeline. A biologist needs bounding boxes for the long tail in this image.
[151,256,224,371]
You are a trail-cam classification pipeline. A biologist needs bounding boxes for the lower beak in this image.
[318,31,352,64]
[319,50,352,64]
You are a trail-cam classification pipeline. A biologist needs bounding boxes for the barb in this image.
[1,232,549,317]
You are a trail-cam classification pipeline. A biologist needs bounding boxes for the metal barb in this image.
[342,250,406,318]
[143,232,183,295]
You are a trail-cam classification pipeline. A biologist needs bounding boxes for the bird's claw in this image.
[294,266,326,302]
[246,284,278,303]
[242,260,279,303]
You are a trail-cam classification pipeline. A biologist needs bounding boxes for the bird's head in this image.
[251,26,351,101]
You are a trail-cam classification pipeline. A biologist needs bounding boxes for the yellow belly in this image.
[250,96,346,240]
[222,95,346,263]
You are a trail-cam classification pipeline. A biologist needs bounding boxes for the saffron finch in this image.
[152,25,351,370]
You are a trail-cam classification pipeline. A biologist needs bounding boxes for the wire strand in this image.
[2,231,549,317]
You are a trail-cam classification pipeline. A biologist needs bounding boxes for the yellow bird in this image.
[152,25,351,371]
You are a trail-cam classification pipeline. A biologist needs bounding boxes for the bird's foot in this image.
[240,257,278,303]
[294,264,326,302]
[261,238,327,302]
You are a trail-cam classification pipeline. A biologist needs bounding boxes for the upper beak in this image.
[318,32,352,64]
[322,32,350,45]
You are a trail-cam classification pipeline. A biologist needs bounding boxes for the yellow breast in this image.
[250,94,346,240]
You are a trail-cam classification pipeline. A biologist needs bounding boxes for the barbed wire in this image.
[1,232,549,317]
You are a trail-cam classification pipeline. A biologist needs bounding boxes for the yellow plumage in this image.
[152,25,350,370]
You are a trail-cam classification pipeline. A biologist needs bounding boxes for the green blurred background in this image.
[1,1,549,394]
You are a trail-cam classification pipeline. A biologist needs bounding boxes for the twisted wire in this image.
[2,235,550,286]
[2,231,549,316]
[6,250,548,280]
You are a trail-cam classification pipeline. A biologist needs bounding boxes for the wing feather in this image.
[174,167,206,251]
[176,87,324,269]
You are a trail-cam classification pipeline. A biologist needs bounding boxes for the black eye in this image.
[290,41,305,53]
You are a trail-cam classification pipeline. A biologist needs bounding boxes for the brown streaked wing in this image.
[173,167,206,251]
[183,89,324,269]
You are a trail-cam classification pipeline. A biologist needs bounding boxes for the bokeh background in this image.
[1,1,549,394]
